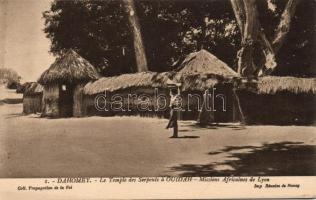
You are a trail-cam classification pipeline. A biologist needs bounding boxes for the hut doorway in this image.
[59,84,74,117]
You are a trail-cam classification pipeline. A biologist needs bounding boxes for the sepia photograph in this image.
[0,0,315,198]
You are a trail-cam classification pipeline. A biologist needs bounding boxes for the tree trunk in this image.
[231,0,259,77]
[197,22,207,50]
[196,9,207,51]
[259,0,300,75]
[123,0,148,72]
[231,0,300,77]
[230,0,245,35]
[272,0,300,52]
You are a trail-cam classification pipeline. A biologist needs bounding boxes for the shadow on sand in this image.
[180,122,246,132]
[0,98,22,104]
[170,142,316,176]
[4,113,25,119]
[170,136,200,139]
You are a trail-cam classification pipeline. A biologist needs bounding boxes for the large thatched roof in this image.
[83,71,236,95]
[173,49,238,91]
[23,82,43,96]
[256,76,316,94]
[38,49,100,85]
[176,49,239,78]
[84,72,173,95]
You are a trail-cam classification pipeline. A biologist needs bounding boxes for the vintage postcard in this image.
[0,0,315,199]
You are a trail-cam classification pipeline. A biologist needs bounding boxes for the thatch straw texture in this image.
[38,49,100,85]
[176,49,239,78]
[257,76,316,94]
[23,82,43,96]
[175,74,223,91]
[84,72,173,95]
[84,50,239,95]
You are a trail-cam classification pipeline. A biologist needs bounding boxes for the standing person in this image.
[166,86,181,138]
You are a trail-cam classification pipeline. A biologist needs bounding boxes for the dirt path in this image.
[0,89,315,177]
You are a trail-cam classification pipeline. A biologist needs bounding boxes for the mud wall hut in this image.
[22,82,43,114]
[174,49,240,123]
[237,76,316,125]
[38,49,100,118]
[82,72,172,118]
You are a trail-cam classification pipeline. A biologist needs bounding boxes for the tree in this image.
[0,68,21,89]
[136,0,239,71]
[231,0,259,77]
[43,0,135,76]
[43,0,314,77]
[43,0,239,74]
[123,0,148,72]
[273,0,316,76]
[230,0,301,77]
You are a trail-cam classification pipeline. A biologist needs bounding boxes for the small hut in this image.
[174,49,239,123]
[38,49,100,118]
[237,76,316,125]
[22,82,43,114]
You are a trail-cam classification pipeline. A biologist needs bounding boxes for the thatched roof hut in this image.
[236,76,316,125]
[84,71,172,95]
[38,49,100,118]
[22,82,43,114]
[84,50,239,94]
[81,71,173,118]
[38,49,100,85]
[82,50,242,121]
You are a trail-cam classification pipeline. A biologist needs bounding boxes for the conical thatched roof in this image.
[177,49,238,78]
[38,49,100,85]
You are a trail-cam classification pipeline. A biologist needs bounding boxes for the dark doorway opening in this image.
[59,84,74,117]
[214,86,234,123]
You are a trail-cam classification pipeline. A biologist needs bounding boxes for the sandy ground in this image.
[0,87,315,177]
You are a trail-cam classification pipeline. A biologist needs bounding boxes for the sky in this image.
[0,0,55,82]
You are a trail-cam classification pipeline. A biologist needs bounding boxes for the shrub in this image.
[0,68,21,89]
[6,79,21,89]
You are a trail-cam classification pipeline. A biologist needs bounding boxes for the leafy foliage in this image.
[43,0,133,76]
[273,0,316,76]
[0,68,21,88]
[43,0,316,77]
[43,0,239,74]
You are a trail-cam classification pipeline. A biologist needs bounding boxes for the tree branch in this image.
[260,0,300,75]
[272,0,300,52]
[230,0,245,35]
